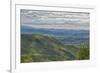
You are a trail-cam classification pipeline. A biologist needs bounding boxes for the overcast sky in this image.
[20,9,89,30]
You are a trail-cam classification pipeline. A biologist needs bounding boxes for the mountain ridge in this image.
[21,34,75,62]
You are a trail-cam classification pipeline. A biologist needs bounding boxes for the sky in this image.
[20,9,90,30]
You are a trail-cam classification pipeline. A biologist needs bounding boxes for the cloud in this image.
[20,9,89,30]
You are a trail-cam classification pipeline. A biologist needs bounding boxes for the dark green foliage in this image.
[77,45,89,60]
[21,54,33,63]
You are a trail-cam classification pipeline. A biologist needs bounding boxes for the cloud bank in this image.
[20,9,89,30]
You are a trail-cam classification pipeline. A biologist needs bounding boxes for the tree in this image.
[77,45,89,60]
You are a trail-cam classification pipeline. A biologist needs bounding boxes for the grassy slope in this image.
[21,34,89,63]
[21,34,76,63]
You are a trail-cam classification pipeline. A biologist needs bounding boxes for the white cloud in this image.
[21,9,89,30]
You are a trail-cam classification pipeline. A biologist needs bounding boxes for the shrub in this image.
[77,45,89,60]
[21,54,33,63]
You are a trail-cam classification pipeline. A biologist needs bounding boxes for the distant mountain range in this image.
[21,25,89,45]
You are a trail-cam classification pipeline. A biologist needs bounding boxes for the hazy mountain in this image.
[21,25,89,45]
